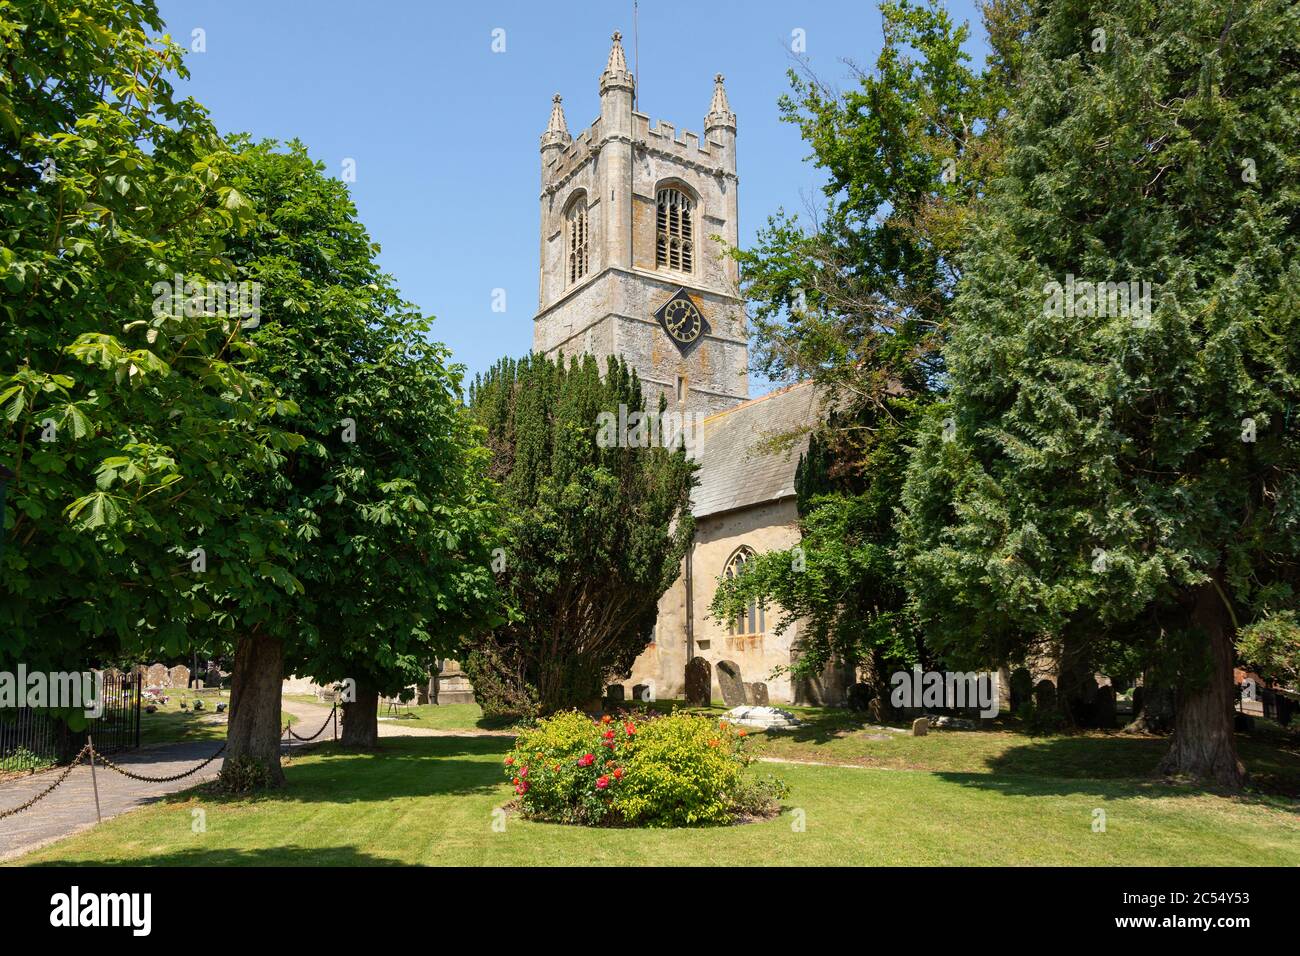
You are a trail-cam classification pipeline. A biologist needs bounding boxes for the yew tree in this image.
[900,0,1299,787]
[711,0,1033,700]
[465,354,695,716]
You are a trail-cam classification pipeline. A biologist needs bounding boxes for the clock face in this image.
[657,290,704,349]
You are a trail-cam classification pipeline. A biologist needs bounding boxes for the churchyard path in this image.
[0,695,513,862]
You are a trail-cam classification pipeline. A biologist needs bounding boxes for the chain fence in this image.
[0,744,90,821]
[0,738,226,821]
[2,703,340,824]
[92,742,227,784]
[286,704,338,742]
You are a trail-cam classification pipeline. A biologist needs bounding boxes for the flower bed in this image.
[502,709,786,827]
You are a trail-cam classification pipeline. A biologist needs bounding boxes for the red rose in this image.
[624,723,635,735]
[577,753,595,767]
[613,768,623,780]
[596,775,610,789]
[504,756,514,765]
[603,729,615,740]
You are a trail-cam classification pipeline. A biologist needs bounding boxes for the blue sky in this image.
[157,0,988,390]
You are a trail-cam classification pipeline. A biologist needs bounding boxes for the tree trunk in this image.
[1156,573,1246,789]
[863,649,893,722]
[223,629,285,787]
[340,680,379,748]
[1056,633,1096,728]
[1124,674,1174,733]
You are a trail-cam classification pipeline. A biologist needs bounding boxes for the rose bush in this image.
[502,710,785,827]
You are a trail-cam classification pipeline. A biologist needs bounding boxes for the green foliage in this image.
[711,401,924,679]
[899,0,1300,673]
[217,754,274,793]
[0,0,294,671]
[735,0,1028,395]
[465,354,694,715]
[504,710,782,828]
[712,0,1033,686]
[1237,612,1300,687]
[213,139,503,699]
[0,0,500,758]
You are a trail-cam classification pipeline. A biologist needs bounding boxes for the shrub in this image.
[503,710,784,827]
[218,755,274,793]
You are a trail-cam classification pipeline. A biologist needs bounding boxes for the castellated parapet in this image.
[534,33,747,421]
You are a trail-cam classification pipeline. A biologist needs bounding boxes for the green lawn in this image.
[139,693,297,748]
[376,702,517,733]
[285,695,519,733]
[742,710,1300,797]
[13,733,1299,867]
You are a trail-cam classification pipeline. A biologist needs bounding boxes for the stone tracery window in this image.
[723,546,764,636]
[656,187,694,273]
[566,194,589,285]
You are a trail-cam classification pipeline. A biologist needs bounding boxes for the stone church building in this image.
[525,33,849,707]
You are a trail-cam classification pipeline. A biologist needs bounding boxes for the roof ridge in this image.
[702,380,813,424]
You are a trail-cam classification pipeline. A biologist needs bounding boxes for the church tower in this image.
[533,33,749,417]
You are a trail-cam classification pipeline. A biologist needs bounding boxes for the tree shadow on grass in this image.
[167,736,512,808]
[934,732,1300,808]
[26,844,405,867]
[755,709,1024,747]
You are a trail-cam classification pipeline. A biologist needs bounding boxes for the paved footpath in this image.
[279,696,515,740]
[0,697,513,863]
[0,737,230,863]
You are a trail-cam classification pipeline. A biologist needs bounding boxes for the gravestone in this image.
[631,683,651,703]
[1069,676,1100,725]
[436,659,476,705]
[749,682,769,706]
[847,682,873,712]
[169,665,190,689]
[911,717,929,737]
[146,663,169,689]
[684,657,712,706]
[1124,683,1174,733]
[1010,668,1034,710]
[1093,685,1117,729]
[1033,679,1057,713]
[997,667,1012,712]
[605,684,625,704]
[716,660,746,708]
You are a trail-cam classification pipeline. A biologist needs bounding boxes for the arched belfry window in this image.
[566,194,589,285]
[723,546,765,636]
[656,187,693,273]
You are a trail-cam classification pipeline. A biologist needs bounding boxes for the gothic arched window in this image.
[723,546,765,636]
[656,187,693,273]
[566,194,589,285]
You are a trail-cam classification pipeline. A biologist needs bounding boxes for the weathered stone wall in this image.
[620,498,847,706]
[535,64,748,423]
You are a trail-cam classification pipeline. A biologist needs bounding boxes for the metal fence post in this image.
[87,735,102,823]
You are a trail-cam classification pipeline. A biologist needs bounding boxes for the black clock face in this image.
[658,292,703,348]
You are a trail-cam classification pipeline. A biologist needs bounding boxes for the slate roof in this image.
[691,381,821,519]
